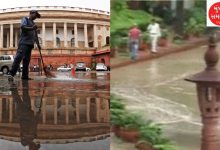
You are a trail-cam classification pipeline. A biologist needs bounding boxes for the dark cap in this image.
[30,10,41,18]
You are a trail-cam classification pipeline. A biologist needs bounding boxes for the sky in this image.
[0,0,110,11]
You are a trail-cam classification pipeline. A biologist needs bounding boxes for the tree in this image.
[174,0,184,35]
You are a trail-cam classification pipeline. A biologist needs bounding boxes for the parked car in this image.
[75,62,86,71]
[0,55,14,74]
[57,65,72,72]
[96,63,108,71]
[86,67,91,71]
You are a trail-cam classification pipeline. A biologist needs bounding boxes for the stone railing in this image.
[0,6,110,15]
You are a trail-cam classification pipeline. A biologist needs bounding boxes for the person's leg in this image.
[9,46,24,77]
[22,45,33,79]
[130,41,134,60]
[151,35,157,53]
[134,40,139,60]
[155,36,159,52]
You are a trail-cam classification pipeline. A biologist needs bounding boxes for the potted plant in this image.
[119,112,144,143]
[110,96,127,136]
[135,140,154,150]
[136,121,178,150]
[172,34,184,45]
[183,18,197,40]
[110,108,127,137]
[158,29,168,47]
[140,33,150,51]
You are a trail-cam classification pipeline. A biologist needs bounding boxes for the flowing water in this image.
[111,45,220,150]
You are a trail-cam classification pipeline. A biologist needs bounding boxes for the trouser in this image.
[150,35,159,52]
[10,44,34,78]
[129,39,139,60]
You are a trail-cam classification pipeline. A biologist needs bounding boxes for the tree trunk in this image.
[175,0,184,35]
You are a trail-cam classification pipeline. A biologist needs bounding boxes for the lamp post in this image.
[185,36,220,150]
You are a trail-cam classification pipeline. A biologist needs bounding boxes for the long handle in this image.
[38,46,45,69]
[35,30,46,72]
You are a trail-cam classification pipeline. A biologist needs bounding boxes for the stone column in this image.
[7,32,9,48]
[65,99,69,124]
[0,24,3,48]
[105,99,110,122]
[53,22,57,48]
[74,23,78,47]
[93,24,98,48]
[9,98,13,123]
[64,22,68,48]
[54,98,58,125]
[10,24,13,48]
[15,30,18,48]
[42,22,46,48]
[86,97,90,123]
[76,98,80,124]
[84,24,88,48]
[96,98,100,122]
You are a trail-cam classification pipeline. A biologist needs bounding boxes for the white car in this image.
[96,63,108,71]
[57,65,72,72]
[0,55,14,74]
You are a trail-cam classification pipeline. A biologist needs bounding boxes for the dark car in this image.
[75,62,86,71]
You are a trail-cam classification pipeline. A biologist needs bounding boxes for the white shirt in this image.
[147,23,161,37]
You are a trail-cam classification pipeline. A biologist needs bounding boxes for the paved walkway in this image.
[111,134,137,150]
[111,37,209,69]
[110,36,216,150]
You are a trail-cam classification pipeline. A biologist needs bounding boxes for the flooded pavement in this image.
[0,71,110,150]
[111,44,220,150]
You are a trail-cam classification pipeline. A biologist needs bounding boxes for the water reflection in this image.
[0,72,110,150]
[11,81,39,149]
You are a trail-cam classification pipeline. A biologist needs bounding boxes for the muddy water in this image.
[111,45,220,150]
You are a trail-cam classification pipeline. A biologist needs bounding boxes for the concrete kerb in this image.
[111,38,216,69]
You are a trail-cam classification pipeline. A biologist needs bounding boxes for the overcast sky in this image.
[0,0,110,11]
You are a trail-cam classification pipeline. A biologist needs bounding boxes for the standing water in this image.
[111,44,220,150]
[0,71,110,150]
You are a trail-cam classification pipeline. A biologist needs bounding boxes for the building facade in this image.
[0,6,110,68]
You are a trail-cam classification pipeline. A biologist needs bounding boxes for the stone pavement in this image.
[110,134,137,150]
[111,37,209,69]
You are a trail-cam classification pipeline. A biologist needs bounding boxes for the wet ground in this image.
[0,71,110,150]
[111,44,220,150]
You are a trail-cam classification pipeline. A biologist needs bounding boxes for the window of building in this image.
[71,38,75,47]
[56,29,59,34]
[72,30,74,35]
[98,25,101,30]
[56,37,60,47]
[106,36,110,45]
[106,26,109,31]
